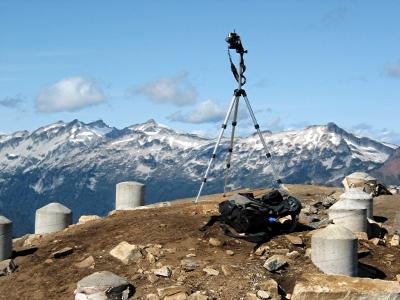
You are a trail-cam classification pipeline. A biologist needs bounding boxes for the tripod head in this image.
[226,31,247,86]
[225,32,247,54]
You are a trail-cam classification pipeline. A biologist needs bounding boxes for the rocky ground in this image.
[1,184,400,299]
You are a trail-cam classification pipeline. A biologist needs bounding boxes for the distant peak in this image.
[88,120,109,128]
[144,118,157,125]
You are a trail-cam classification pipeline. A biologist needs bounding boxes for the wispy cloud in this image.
[350,123,400,145]
[322,7,348,26]
[0,95,24,109]
[167,100,226,124]
[36,76,106,113]
[130,72,197,106]
[384,61,400,78]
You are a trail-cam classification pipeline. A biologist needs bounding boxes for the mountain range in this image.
[0,119,398,235]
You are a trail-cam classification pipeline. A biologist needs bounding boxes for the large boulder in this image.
[74,271,135,300]
[292,274,400,300]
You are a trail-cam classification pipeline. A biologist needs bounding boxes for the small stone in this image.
[146,245,162,257]
[370,238,385,246]
[269,248,289,255]
[286,250,300,259]
[305,248,312,257]
[285,235,303,246]
[109,241,143,264]
[181,259,200,272]
[226,250,234,256]
[44,258,53,264]
[259,279,279,299]
[255,244,270,256]
[148,273,159,283]
[186,253,196,258]
[263,255,288,272]
[0,259,17,276]
[221,265,232,276]
[203,267,219,276]
[154,265,172,277]
[188,291,208,300]
[396,274,400,282]
[146,294,160,300]
[77,215,102,225]
[354,232,369,240]
[74,256,95,269]
[52,247,73,258]
[245,292,258,300]
[147,252,157,264]
[157,286,187,298]
[390,234,399,246]
[256,290,271,299]
[209,237,222,247]
[286,293,292,299]
[165,292,188,300]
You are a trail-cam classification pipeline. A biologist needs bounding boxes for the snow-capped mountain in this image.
[0,119,397,235]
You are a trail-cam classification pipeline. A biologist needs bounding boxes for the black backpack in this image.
[200,190,302,243]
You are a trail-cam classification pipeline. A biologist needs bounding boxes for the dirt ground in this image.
[1,184,399,299]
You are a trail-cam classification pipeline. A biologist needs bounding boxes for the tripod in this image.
[194,32,284,203]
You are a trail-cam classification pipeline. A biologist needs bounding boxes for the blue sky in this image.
[1,1,399,144]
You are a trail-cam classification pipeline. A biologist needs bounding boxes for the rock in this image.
[255,244,270,256]
[44,258,53,264]
[186,253,196,258]
[0,259,17,276]
[263,255,288,272]
[245,293,258,300]
[188,291,208,300]
[180,259,200,272]
[259,279,279,299]
[354,232,369,240]
[77,215,102,225]
[109,241,143,264]
[157,286,187,298]
[390,234,399,246]
[286,250,300,259]
[226,250,234,256]
[154,265,172,277]
[74,256,95,269]
[145,245,163,257]
[22,234,42,247]
[291,274,400,300]
[256,290,271,299]
[285,235,303,246]
[147,273,159,283]
[52,247,73,258]
[268,248,290,255]
[221,265,232,276]
[74,271,134,300]
[203,267,219,276]
[209,238,222,247]
[146,294,160,300]
[165,292,188,300]
[308,219,333,229]
[397,274,400,282]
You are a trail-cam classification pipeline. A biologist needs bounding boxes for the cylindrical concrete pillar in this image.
[339,188,373,218]
[311,224,358,276]
[35,202,72,234]
[115,181,145,210]
[328,201,368,233]
[0,216,13,260]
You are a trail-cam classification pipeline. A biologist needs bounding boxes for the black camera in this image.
[225,32,247,54]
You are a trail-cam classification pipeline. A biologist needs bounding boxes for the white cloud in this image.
[132,72,197,106]
[0,95,24,109]
[36,76,106,113]
[384,61,400,78]
[168,100,226,123]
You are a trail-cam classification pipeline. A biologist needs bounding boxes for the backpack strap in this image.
[220,224,271,243]
[199,215,223,232]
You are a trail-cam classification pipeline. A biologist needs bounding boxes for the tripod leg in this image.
[195,95,239,203]
[224,94,240,194]
[242,94,284,189]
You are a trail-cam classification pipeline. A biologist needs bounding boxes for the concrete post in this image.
[328,201,368,233]
[311,224,358,276]
[0,216,13,261]
[35,202,72,234]
[339,188,373,218]
[115,181,145,210]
